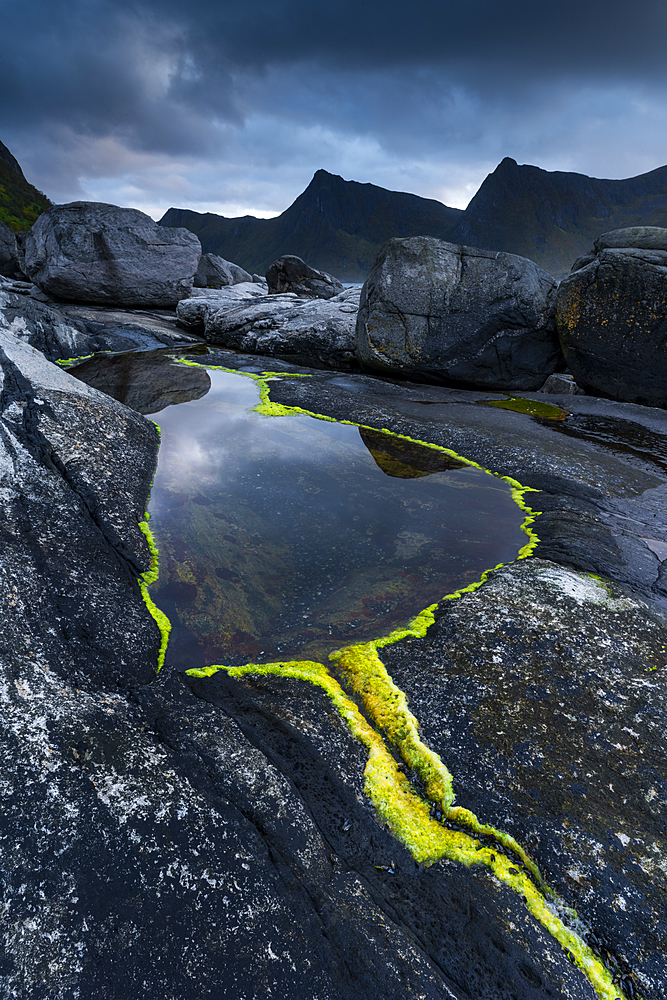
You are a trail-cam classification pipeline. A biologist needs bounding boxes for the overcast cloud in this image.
[1,0,666,217]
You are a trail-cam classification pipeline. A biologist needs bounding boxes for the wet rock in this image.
[556,227,667,407]
[356,236,562,390]
[381,557,667,1000]
[194,252,252,288]
[5,333,667,998]
[266,254,344,299]
[0,328,160,691]
[0,219,21,278]
[0,281,201,362]
[200,285,361,370]
[23,201,201,307]
[70,350,211,414]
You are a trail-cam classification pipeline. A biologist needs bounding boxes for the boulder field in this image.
[1,205,667,998]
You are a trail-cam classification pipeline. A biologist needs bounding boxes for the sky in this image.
[2,0,667,220]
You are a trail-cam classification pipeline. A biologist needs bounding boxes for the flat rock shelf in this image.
[145,368,531,670]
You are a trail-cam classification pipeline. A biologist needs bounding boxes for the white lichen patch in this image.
[534,565,638,610]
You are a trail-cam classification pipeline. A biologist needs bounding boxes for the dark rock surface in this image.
[556,227,667,407]
[24,201,202,307]
[381,557,667,1000]
[70,349,212,414]
[266,254,344,299]
[0,219,20,278]
[356,236,562,390]
[3,331,667,998]
[200,285,361,369]
[0,278,202,361]
[194,251,253,288]
[0,330,160,692]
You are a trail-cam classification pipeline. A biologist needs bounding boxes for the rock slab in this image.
[556,226,667,408]
[24,201,201,307]
[356,236,562,390]
[0,276,201,361]
[201,285,361,370]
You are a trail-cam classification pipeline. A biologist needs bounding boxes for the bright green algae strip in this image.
[166,361,628,1000]
[138,421,171,671]
[138,517,171,671]
[482,395,568,420]
[188,655,623,1000]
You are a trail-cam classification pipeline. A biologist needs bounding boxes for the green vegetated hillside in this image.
[160,160,667,280]
[0,140,51,232]
[160,170,464,282]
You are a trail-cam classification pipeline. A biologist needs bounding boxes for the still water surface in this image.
[146,369,527,669]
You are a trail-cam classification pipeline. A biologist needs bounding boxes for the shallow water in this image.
[146,368,528,670]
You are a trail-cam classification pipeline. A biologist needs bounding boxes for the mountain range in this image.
[2,135,667,280]
[160,158,667,280]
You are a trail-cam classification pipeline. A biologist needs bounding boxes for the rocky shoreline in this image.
[0,202,666,999]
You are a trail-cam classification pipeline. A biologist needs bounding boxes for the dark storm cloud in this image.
[1,0,665,156]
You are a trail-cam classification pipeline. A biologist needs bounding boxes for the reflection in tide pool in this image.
[146,369,527,670]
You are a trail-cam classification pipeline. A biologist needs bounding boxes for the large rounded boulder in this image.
[266,255,344,299]
[194,253,252,288]
[556,226,667,407]
[24,202,201,307]
[355,236,561,390]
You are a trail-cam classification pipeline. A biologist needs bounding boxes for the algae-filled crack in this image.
[139,362,632,1000]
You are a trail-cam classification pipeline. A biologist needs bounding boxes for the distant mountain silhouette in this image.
[160,161,667,280]
[450,157,667,277]
[0,139,51,232]
[159,170,463,281]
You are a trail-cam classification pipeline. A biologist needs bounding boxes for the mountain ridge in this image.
[160,169,463,281]
[159,160,667,280]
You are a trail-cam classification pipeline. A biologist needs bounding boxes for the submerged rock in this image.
[556,226,667,407]
[356,236,562,390]
[23,201,201,307]
[266,254,344,299]
[70,350,211,414]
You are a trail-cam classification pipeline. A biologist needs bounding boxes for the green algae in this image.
[481,395,569,420]
[187,653,626,1000]
[161,361,628,999]
[138,516,171,671]
[55,351,113,368]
